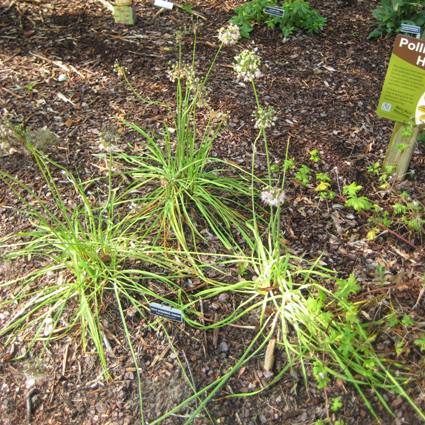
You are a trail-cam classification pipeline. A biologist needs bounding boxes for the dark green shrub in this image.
[369,0,425,39]
[230,0,326,39]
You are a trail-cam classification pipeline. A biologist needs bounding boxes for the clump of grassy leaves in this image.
[0,147,187,391]
[115,35,254,252]
[151,72,425,423]
[1,28,424,425]
[177,186,424,423]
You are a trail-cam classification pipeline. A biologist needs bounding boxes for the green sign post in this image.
[113,0,136,25]
[377,34,425,179]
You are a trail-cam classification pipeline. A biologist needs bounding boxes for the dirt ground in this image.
[0,0,424,424]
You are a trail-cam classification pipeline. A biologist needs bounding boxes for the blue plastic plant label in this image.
[149,302,183,322]
[400,23,421,39]
[264,6,284,17]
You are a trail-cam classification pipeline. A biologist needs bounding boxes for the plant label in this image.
[377,35,425,125]
[400,23,422,39]
[150,302,183,322]
[154,0,174,10]
[263,6,284,17]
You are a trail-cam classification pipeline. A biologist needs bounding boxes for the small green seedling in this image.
[315,172,335,200]
[312,360,330,389]
[283,157,296,171]
[414,336,425,352]
[309,148,320,162]
[295,164,311,186]
[331,396,343,413]
[367,161,381,176]
[25,82,37,92]
[343,183,373,212]
[397,143,409,153]
[401,314,414,328]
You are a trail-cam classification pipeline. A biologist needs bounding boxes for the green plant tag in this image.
[377,35,425,124]
[113,5,136,25]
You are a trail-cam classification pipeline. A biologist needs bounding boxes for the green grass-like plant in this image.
[115,37,255,252]
[0,148,186,390]
[154,216,425,423]
[150,65,425,422]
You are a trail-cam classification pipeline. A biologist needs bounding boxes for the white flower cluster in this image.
[217,23,241,47]
[207,109,229,127]
[193,84,211,108]
[166,62,196,84]
[31,127,58,149]
[98,125,120,153]
[0,116,58,156]
[167,62,211,108]
[113,62,128,80]
[0,121,19,156]
[260,187,285,207]
[233,49,262,82]
[253,105,276,130]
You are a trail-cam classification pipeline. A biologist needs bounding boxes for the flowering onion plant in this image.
[114,27,258,252]
[151,47,425,424]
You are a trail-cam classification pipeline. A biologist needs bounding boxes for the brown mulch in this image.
[0,0,424,424]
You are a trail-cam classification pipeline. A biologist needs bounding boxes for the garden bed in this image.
[0,1,424,424]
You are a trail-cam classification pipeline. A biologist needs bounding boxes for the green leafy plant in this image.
[315,172,335,200]
[397,142,409,153]
[386,311,399,328]
[231,0,326,39]
[283,157,296,171]
[25,81,37,93]
[392,195,424,233]
[331,396,344,413]
[295,164,312,186]
[401,314,414,327]
[174,222,425,422]
[415,336,425,352]
[401,119,415,138]
[369,0,425,39]
[367,161,395,189]
[343,182,373,212]
[367,161,381,176]
[309,148,320,163]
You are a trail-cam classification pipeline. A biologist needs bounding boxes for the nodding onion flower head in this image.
[113,62,127,80]
[217,23,241,46]
[233,49,262,82]
[260,187,285,207]
[166,62,196,84]
[253,105,276,130]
